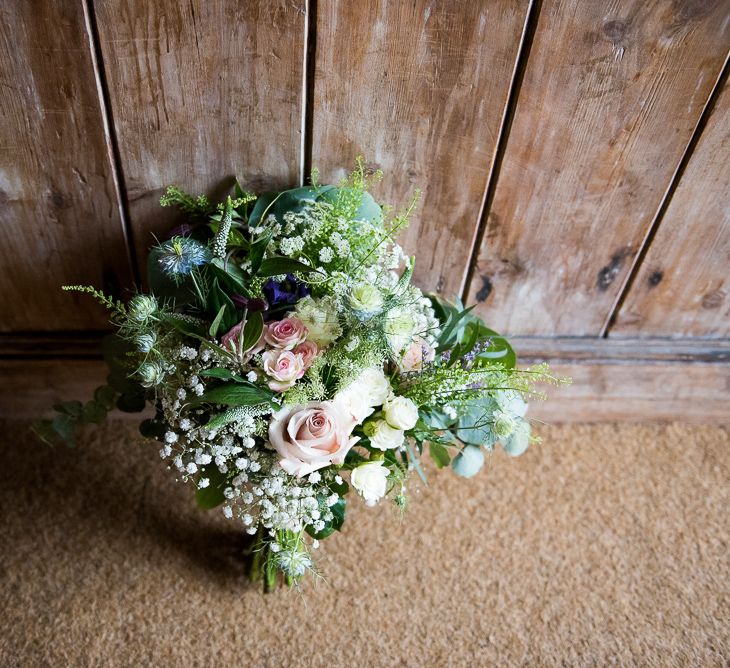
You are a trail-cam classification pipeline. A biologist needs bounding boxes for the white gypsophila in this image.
[383,396,419,430]
[351,461,389,506]
[368,419,404,451]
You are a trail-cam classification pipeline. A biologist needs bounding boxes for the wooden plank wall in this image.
[0,0,133,331]
[0,0,729,420]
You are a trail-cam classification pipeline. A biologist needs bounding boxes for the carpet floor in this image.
[1,420,728,667]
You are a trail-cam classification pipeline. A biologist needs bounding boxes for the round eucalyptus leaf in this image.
[451,445,485,478]
[501,419,530,457]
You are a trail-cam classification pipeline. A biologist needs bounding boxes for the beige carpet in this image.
[1,420,728,667]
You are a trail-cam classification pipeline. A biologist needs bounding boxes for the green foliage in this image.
[190,383,274,408]
[305,497,345,540]
[61,285,126,320]
[452,444,485,478]
[257,257,324,278]
[195,465,228,509]
[428,441,451,468]
[32,384,121,447]
[159,185,214,217]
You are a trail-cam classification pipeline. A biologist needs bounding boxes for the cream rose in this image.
[383,396,419,430]
[264,316,308,350]
[333,366,392,425]
[293,340,319,369]
[399,337,435,372]
[269,401,359,477]
[262,349,306,392]
[367,419,404,451]
[351,460,389,505]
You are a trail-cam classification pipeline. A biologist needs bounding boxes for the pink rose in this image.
[221,321,265,359]
[293,340,319,369]
[399,337,435,372]
[264,316,308,350]
[262,349,305,391]
[269,401,359,477]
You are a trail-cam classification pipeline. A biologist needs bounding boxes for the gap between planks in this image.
[460,0,542,302]
[599,52,730,337]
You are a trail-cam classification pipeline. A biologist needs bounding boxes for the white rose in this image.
[333,385,375,424]
[349,283,383,317]
[357,367,392,406]
[368,419,404,451]
[294,295,342,347]
[384,396,419,430]
[333,367,392,425]
[384,307,416,353]
[351,460,389,505]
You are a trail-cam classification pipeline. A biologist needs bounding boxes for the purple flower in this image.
[262,274,310,308]
[231,294,268,312]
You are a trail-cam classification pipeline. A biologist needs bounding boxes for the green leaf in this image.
[32,419,57,447]
[210,257,250,297]
[305,497,345,540]
[452,445,484,478]
[196,464,228,509]
[51,413,76,447]
[199,368,246,382]
[257,257,323,278]
[82,400,107,423]
[428,441,451,469]
[94,385,117,410]
[209,304,227,338]
[455,397,498,447]
[116,387,146,413]
[475,327,516,369]
[206,407,257,431]
[190,383,274,408]
[242,312,264,351]
[249,230,273,275]
[53,400,83,418]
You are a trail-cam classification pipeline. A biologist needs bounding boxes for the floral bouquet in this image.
[35,160,558,590]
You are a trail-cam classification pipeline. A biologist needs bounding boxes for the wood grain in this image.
[312,0,531,297]
[611,77,730,338]
[466,0,730,336]
[94,0,306,270]
[0,1,133,331]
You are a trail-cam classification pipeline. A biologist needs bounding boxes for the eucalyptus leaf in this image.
[455,397,498,447]
[501,419,531,457]
[451,445,484,478]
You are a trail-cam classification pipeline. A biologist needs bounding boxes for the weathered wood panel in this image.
[0,1,133,331]
[312,0,531,297]
[466,0,730,336]
[94,0,306,269]
[612,77,730,338]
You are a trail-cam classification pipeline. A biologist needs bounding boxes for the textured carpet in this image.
[1,421,728,667]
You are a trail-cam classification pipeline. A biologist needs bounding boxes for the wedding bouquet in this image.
[35,160,558,590]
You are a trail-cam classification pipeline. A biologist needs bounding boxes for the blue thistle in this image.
[157,236,210,278]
